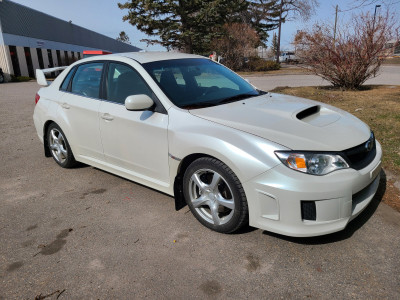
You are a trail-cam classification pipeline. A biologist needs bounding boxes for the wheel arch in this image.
[173,153,215,211]
[43,120,56,157]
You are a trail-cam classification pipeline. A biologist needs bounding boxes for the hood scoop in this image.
[296,105,321,120]
[295,105,341,127]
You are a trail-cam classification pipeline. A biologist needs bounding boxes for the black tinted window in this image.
[143,58,258,108]
[71,63,104,98]
[60,67,75,91]
[106,63,153,104]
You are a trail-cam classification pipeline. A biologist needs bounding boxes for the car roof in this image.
[81,51,206,64]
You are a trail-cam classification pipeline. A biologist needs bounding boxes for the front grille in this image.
[341,132,376,170]
[301,201,316,221]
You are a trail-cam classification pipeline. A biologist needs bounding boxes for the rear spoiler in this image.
[36,66,68,86]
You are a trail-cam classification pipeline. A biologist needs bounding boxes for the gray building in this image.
[0,0,140,81]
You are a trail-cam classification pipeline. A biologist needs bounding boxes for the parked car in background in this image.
[0,68,4,83]
[33,52,381,237]
[279,51,299,63]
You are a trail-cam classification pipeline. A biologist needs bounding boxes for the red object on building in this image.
[83,50,112,58]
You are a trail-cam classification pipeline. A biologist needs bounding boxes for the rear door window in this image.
[70,63,104,98]
[60,67,76,91]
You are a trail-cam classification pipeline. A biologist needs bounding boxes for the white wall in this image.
[16,46,28,77]
[30,47,40,73]
[41,48,50,69]
[0,44,12,79]
[51,49,57,67]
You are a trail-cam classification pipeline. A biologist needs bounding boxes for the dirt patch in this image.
[200,280,222,296]
[245,253,261,271]
[383,172,400,212]
[6,261,24,272]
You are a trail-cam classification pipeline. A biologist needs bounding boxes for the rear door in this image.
[60,62,104,160]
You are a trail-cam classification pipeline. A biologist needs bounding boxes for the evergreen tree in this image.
[118,0,247,53]
[271,31,278,55]
[241,0,281,46]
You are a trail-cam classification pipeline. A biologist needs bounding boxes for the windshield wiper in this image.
[216,93,259,105]
[181,92,260,109]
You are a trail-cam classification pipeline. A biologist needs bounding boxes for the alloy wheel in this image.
[188,169,235,225]
[49,128,68,164]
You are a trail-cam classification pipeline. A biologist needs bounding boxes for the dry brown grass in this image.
[238,67,311,76]
[382,57,400,65]
[271,85,400,211]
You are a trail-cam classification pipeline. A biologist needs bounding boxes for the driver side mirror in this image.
[125,94,154,111]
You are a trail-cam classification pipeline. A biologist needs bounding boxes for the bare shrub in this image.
[247,57,280,71]
[294,11,399,89]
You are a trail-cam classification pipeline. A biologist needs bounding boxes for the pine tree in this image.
[118,0,247,53]
[242,0,282,46]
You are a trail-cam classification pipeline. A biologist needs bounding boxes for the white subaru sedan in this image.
[33,52,382,237]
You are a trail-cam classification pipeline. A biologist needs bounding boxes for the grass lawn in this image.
[270,85,400,211]
[382,57,400,65]
[238,67,311,76]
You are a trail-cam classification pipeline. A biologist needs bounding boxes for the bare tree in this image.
[116,31,131,44]
[275,0,319,63]
[212,23,260,71]
[347,0,400,10]
[294,11,399,89]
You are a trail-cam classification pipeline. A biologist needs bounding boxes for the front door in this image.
[98,62,169,185]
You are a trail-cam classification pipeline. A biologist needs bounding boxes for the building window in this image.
[47,49,54,68]
[71,51,75,62]
[9,46,21,77]
[77,52,81,59]
[64,51,69,65]
[36,48,44,69]
[56,50,62,66]
[24,47,35,78]
[47,49,55,77]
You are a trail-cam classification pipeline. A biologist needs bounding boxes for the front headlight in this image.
[275,151,349,175]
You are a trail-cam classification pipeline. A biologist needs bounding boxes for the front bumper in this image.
[243,141,382,237]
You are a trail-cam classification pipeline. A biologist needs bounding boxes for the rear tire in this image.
[47,123,76,168]
[183,157,248,233]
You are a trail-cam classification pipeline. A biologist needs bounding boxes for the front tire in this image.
[47,123,76,168]
[183,157,248,233]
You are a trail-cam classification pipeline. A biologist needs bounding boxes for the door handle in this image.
[101,113,114,121]
[61,103,70,109]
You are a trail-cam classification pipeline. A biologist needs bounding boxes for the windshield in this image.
[142,58,261,109]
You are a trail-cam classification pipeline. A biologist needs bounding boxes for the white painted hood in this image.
[189,93,371,151]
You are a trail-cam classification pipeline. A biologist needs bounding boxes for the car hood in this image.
[189,93,370,151]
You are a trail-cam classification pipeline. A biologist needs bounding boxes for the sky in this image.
[8,0,400,52]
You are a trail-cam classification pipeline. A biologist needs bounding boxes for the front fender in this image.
[167,107,287,184]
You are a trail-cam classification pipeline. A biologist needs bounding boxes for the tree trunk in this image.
[276,0,283,63]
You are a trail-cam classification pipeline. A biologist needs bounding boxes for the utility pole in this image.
[373,4,381,31]
[333,5,338,47]
[276,0,284,64]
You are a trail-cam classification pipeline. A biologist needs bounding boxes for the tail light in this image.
[35,93,40,104]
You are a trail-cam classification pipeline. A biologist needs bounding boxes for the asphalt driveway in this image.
[0,81,399,299]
